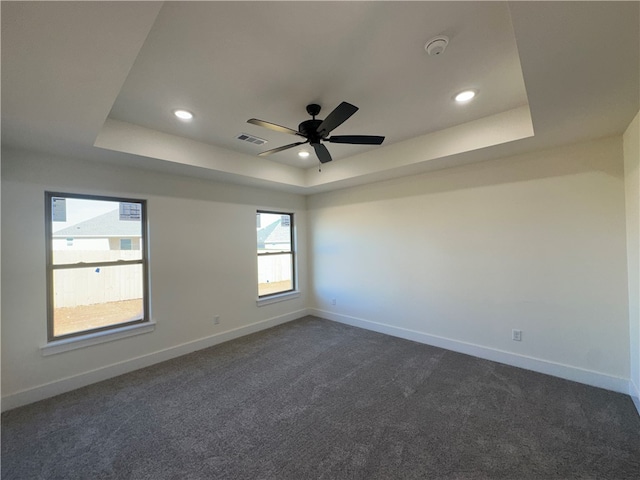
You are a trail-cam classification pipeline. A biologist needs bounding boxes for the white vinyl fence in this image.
[53,251,143,307]
[257,253,292,284]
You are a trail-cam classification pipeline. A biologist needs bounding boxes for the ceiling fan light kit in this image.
[247,101,385,165]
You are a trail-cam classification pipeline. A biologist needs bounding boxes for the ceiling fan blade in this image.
[327,135,385,145]
[258,141,306,157]
[247,118,302,137]
[317,101,359,137]
[312,143,333,164]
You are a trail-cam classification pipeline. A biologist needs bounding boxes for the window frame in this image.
[256,210,296,299]
[45,191,150,342]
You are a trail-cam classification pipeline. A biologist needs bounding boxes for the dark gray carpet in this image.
[2,316,639,479]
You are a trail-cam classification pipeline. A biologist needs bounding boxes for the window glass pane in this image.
[257,212,291,253]
[258,253,293,296]
[52,264,144,337]
[51,197,142,264]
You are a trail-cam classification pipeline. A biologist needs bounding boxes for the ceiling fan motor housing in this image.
[299,119,324,142]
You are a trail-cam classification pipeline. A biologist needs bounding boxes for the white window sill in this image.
[256,290,300,307]
[41,321,156,356]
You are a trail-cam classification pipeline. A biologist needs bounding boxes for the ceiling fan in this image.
[247,101,385,164]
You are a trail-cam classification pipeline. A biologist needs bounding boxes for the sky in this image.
[51,198,120,233]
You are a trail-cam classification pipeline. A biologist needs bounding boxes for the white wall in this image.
[624,110,640,414]
[3,134,637,410]
[308,137,631,392]
[1,148,308,409]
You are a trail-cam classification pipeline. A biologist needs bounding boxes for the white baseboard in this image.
[311,309,630,395]
[630,380,640,417]
[1,309,310,412]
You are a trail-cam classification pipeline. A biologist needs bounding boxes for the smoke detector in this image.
[425,35,449,56]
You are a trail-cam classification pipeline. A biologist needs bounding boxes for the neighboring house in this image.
[53,209,141,251]
[257,217,290,251]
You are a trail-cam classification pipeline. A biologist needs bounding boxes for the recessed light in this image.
[174,109,193,120]
[454,90,477,103]
[298,150,310,158]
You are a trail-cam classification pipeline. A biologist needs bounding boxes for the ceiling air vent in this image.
[236,133,268,146]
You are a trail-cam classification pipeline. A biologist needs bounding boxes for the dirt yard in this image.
[258,280,293,297]
[55,283,292,336]
[54,299,144,337]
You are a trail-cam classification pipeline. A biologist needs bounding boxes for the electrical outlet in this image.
[331,299,336,306]
[213,315,220,325]
[512,329,522,341]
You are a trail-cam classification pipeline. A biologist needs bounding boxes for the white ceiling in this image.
[2,1,639,194]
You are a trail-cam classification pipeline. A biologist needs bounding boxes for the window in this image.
[257,211,295,297]
[45,192,149,341]
[120,238,132,250]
